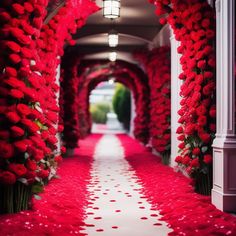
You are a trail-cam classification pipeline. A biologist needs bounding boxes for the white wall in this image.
[129,92,136,137]
[170,31,182,167]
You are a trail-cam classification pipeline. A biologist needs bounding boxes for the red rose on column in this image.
[0,141,14,159]
[8,163,27,177]
[0,171,16,184]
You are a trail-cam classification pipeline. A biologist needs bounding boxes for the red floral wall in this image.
[150,0,216,194]
[0,0,98,192]
[135,46,171,164]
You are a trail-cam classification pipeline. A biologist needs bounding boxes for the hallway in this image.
[1,134,236,236]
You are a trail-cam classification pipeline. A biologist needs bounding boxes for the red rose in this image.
[21,119,39,133]
[201,18,210,28]
[12,3,25,15]
[209,106,216,118]
[190,158,200,168]
[27,146,44,161]
[204,71,213,79]
[197,60,206,69]
[6,111,21,123]
[182,156,191,165]
[61,146,66,154]
[54,155,63,163]
[19,66,31,77]
[10,126,25,137]
[4,77,26,89]
[9,89,24,99]
[21,47,34,59]
[37,169,49,179]
[177,134,185,141]
[24,171,36,184]
[9,53,21,64]
[178,142,185,149]
[5,67,17,77]
[14,140,29,152]
[5,41,21,53]
[185,124,195,135]
[199,132,211,144]
[175,156,182,164]
[10,28,31,45]
[196,105,207,116]
[192,147,201,155]
[203,154,213,164]
[197,116,207,126]
[8,163,27,177]
[0,171,16,185]
[203,82,215,95]
[0,130,10,139]
[26,159,37,171]
[47,136,58,145]
[17,104,31,116]
[159,17,167,25]
[0,141,14,158]
[58,124,64,132]
[24,2,34,13]
[210,123,216,132]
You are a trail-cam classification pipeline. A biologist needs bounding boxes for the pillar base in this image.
[212,188,236,212]
[212,137,236,213]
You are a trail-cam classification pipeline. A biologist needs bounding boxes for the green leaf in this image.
[32,184,43,194]
[33,194,42,200]
[18,178,28,185]
[24,152,29,159]
[53,175,60,179]
[201,146,208,153]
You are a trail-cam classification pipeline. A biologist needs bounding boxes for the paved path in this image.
[80,134,172,236]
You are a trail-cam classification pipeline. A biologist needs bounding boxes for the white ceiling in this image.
[67,0,161,60]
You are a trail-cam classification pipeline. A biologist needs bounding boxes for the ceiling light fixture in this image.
[109,52,117,62]
[103,0,120,19]
[108,78,115,85]
[108,30,118,47]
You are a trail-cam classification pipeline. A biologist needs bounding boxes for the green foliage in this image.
[90,102,110,124]
[112,83,131,130]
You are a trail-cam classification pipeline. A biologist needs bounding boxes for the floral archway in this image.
[60,57,150,149]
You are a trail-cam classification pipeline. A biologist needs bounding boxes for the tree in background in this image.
[112,83,131,130]
[90,102,110,124]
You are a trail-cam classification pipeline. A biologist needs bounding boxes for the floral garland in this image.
[0,0,98,212]
[60,57,82,149]
[135,46,171,164]
[150,0,216,193]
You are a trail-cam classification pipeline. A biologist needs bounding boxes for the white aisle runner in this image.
[80,134,172,236]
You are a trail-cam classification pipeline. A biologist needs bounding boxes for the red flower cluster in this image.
[0,0,98,199]
[135,46,171,160]
[151,0,216,180]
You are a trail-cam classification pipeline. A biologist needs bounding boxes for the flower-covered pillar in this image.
[170,30,182,167]
[212,0,236,212]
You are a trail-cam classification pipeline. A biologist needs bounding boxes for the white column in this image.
[129,92,136,137]
[170,29,182,167]
[212,0,236,212]
[55,61,61,154]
